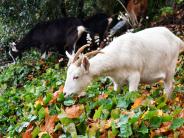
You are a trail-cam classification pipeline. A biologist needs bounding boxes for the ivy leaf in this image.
[111,108,120,119]
[138,122,148,134]
[118,115,129,126]
[16,122,30,133]
[38,107,46,120]
[31,126,40,138]
[43,93,53,105]
[65,123,77,138]
[129,109,142,124]
[64,99,75,106]
[38,132,51,138]
[111,121,119,136]
[93,105,103,120]
[117,97,129,108]
[142,110,157,120]
[162,115,173,122]
[58,114,73,126]
[170,118,184,130]
[119,123,132,138]
[150,116,162,128]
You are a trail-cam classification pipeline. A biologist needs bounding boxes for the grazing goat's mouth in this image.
[63,91,82,97]
[64,92,75,97]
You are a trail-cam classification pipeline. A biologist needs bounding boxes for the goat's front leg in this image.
[40,44,48,59]
[128,72,140,92]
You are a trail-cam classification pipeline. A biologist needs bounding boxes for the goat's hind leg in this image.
[164,74,174,99]
[109,77,121,92]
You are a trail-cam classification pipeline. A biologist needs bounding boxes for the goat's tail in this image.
[77,26,87,36]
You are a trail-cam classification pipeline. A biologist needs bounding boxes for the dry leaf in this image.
[131,96,145,109]
[150,130,156,138]
[98,93,108,100]
[65,105,84,119]
[108,130,116,138]
[157,110,163,116]
[22,124,34,138]
[41,108,58,134]
[178,109,184,118]
[159,122,172,133]
[49,86,63,104]
[152,122,172,137]
[35,97,44,107]
[108,86,113,91]
[100,119,112,132]
[178,126,184,138]
[100,130,108,138]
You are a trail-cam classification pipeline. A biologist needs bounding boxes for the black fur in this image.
[10,13,112,59]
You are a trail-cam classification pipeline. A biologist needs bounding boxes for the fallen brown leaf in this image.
[65,104,84,119]
[22,124,34,138]
[100,130,108,138]
[49,85,63,104]
[131,96,145,109]
[34,97,44,107]
[98,93,108,100]
[41,108,58,134]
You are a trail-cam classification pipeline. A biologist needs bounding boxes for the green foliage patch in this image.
[0,50,184,137]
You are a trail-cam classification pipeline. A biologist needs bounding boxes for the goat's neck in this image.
[89,54,114,78]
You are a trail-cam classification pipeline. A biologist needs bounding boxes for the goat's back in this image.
[96,27,182,73]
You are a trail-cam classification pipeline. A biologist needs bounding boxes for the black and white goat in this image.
[9,13,113,62]
[9,17,85,61]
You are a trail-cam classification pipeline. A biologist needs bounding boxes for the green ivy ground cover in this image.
[0,50,184,138]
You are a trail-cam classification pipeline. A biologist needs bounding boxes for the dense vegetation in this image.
[0,0,184,137]
[0,50,184,137]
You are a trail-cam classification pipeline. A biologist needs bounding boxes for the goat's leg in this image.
[109,77,121,91]
[40,44,48,59]
[41,51,47,59]
[113,82,120,91]
[164,73,174,99]
[128,72,140,92]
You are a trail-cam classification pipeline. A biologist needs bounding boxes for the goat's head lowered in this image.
[64,44,102,96]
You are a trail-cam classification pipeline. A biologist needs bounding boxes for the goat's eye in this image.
[73,76,79,80]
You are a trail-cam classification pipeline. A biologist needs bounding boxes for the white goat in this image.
[64,27,184,98]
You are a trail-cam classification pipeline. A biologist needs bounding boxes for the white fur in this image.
[41,51,47,59]
[10,42,18,52]
[108,17,113,25]
[64,27,184,98]
[77,26,86,37]
[72,26,86,52]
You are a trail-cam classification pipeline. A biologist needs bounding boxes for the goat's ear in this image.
[82,56,90,71]
[65,51,72,59]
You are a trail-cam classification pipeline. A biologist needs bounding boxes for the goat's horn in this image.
[73,44,90,63]
[85,50,103,58]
